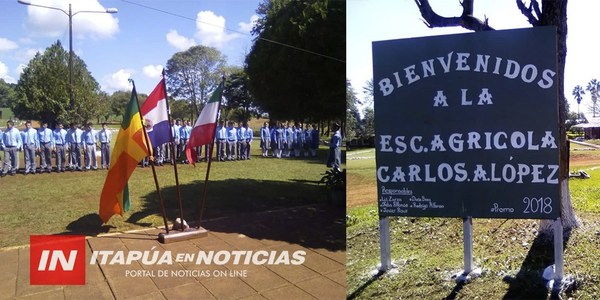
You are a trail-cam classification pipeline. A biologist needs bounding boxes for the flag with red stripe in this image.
[186,83,224,165]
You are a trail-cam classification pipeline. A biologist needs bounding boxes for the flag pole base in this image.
[158,227,209,244]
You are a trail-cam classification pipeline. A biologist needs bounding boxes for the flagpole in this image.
[129,78,170,234]
[161,70,186,231]
[198,78,225,228]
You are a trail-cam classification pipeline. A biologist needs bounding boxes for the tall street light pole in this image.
[17,0,117,114]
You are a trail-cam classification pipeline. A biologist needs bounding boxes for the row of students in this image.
[1,119,328,176]
[0,120,112,176]
[215,120,254,161]
[140,119,246,166]
[148,120,320,164]
[259,122,320,159]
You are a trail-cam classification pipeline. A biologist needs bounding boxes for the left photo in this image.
[0,0,346,299]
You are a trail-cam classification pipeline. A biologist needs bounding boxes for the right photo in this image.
[346,1,600,299]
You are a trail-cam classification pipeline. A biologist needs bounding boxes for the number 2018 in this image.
[523,197,552,214]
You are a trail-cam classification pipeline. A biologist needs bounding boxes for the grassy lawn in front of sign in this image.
[0,142,343,249]
[346,147,600,299]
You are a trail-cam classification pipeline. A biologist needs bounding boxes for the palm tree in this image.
[586,79,600,117]
[572,85,585,119]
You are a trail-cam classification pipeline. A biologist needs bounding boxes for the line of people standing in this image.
[214,120,254,161]
[1,118,336,176]
[149,119,321,164]
[148,119,255,165]
[0,120,112,176]
[259,121,320,159]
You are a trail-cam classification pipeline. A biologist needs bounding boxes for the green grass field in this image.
[0,140,344,248]
[347,147,600,299]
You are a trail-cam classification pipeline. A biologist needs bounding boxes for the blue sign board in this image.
[373,27,560,219]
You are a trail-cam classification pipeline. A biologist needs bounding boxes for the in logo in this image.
[30,235,86,285]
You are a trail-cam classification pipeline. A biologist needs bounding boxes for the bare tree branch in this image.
[414,0,494,31]
[460,0,474,17]
[516,0,542,26]
[532,1,542,19]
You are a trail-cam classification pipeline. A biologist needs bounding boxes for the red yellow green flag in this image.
[99,87,150,223]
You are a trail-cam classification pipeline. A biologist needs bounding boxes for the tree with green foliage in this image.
[167,99,191,121]
[362,79,374,108]
[565,110,587,131]
[346,80,360,141]
[245,0,345,123]
[112,90,148,121]
[572,85,585,118]
[362,107,375,138]
[586,79,599,117]
[165,45,226,118]
[96,91,111,123]
[109,91,131,121]
[223,68,256,124]
[0,79,16,108]
[13,40,101,125]
[164,98,192,119]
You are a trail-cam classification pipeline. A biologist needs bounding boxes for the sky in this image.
[348,0,600,116]
[0,0,261,94]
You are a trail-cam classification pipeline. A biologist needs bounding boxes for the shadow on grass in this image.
[347,271,384,299]
[126,178,345,251]
[502,229,573,299]
[61,213,115,236]
[444,281,466,300]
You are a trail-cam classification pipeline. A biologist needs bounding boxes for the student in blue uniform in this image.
[82,122,98,170]
[52,122,67,172]
[164,119,179,164]
[325,123,342,170]
[1,120,21,176]
[226,121,237,160]
[173,119,182,162]
[260,122,270,157]
[293,123,303,157]
[215,120,227,161]
[244,122,253,160]
[237,123,246,160]
[275,122,285,159]
[37,121,54,173]
[179,120,192,163]
[270,123,277,158]
[310,124,319,157]
[66,123,83,171]
[285,123,294,157]
[98,123,112,169]
[53,122,68,172]
[22,120,39,175]
[303,124,311,157]
[281,123,288,157]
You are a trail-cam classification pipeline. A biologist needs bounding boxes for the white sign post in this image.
[463,217,473,274]
[378,217,392,272]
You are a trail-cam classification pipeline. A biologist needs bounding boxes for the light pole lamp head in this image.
[17,0,32,5]
[106,8,118,13]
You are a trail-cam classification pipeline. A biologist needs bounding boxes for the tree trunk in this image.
[538,0,581,234]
